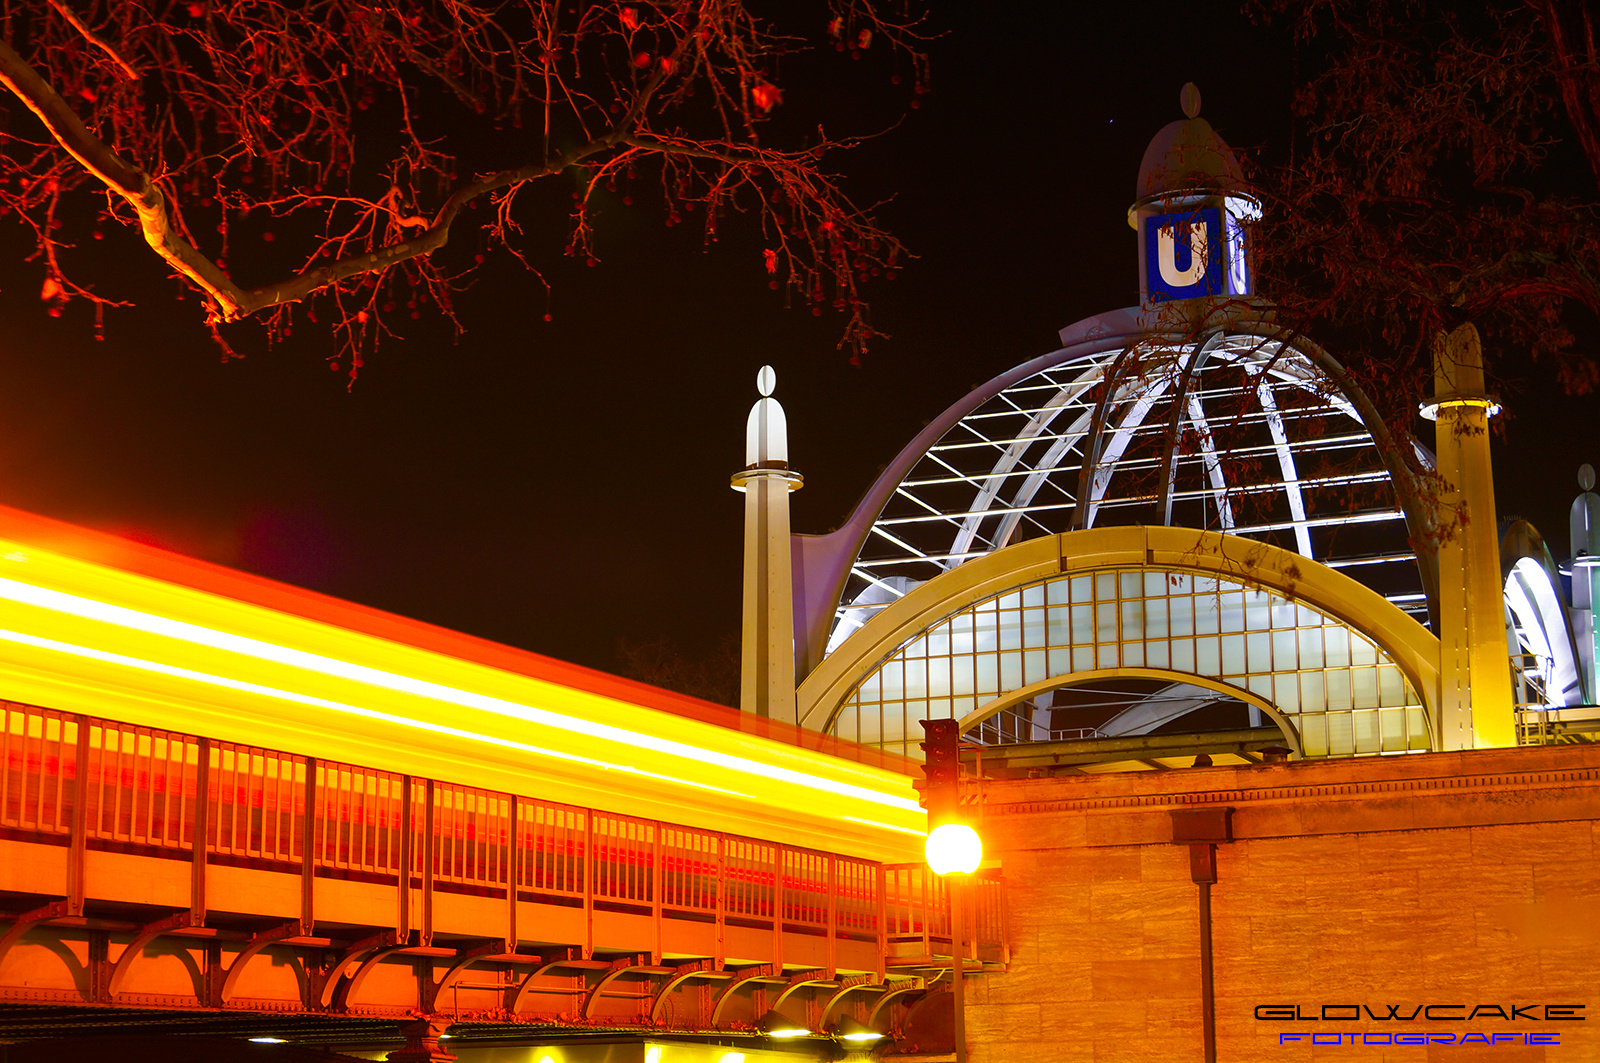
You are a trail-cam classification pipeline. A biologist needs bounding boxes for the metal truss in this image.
[826,333,1426,656]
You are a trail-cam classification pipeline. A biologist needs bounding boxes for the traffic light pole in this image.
[951,871,968,1063]
[919,718,970,1062]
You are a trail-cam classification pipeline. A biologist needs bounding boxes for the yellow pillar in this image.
[1430,323,1514,748]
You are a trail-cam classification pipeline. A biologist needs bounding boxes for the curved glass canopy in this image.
[826,327,1428,659]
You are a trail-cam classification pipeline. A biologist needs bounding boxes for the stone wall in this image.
[965,744,1600,1062]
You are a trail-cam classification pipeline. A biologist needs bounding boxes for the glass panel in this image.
[1350,667,1379,710]
[1271,629,1298,669]
[1325,669,1352,712]
[1023,608,1048,648]
[1095,603,1117,643]
[1024,649,1047,685]
[1169,595,1195,637]
[1327,713,1355,756]
[1273,673,1301,712]
[1323,626,1352,668]
[1245,632,1271,672]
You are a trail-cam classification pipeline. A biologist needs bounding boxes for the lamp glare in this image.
[925,822,982,875]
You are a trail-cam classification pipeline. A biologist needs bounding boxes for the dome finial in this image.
[1180,83,1201,120]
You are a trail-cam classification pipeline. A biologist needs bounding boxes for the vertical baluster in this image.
[826,854,838,978]
[714,832,726,970]
[192,738,210,923]
[772,845,784,972]
[651,821,662,966]
[422,779,434,947]
[398,776,412,940]
[874,863,887,983]
[68,715,88,917]
[506,794,518,953]
[302,757,317,935]
[582,810,594,960]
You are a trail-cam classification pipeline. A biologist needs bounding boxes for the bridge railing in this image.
[1,700,1004,964]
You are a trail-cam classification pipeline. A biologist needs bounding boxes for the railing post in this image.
[582,812,594,960]
[191,737,210,924]
[398,776,412,940]
[506,794,519,953]
[714,834,726,971]
[650,822,663,966]
[771,845,784,973]
[422,779,435,948]
[67,716,89,917]
[301,757,317,935]
[874,864,887,983]
[826,855,838,979]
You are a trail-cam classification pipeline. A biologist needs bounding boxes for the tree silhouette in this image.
[0,0,927,369]
[1249,0,1600,421]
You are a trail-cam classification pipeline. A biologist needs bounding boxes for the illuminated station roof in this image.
[794,87,1447,764]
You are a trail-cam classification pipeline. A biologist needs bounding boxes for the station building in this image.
[0,85,1598,1063]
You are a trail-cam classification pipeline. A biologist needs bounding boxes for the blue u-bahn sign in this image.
[1144,207,1250,303]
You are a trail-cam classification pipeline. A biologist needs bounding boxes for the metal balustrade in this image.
[0,699,1004,966]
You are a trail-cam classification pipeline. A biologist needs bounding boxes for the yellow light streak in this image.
[0,574,921,815]
[0,625,750,798]
[841,815,927,837]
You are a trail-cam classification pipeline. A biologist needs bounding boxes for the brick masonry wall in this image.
[964,745,1600,1063]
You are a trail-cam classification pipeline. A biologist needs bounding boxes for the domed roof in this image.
[1136,83,1247,200]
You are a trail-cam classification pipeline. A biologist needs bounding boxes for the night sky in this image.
[0,3,1592,695]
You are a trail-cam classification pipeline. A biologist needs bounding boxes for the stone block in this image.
[992,811,1089,852]
[1300,795,1418,836]
[1242,832,1359,876]
[1139,844,1191,882]
[970,1037,1091,1063]
[1083,846,1142,883]
[963,1001,1041,1040]
[1358,829,1478,871]
[1041,917,1147,962]
[1216,842,1248,878]
[1417,861,1534,906]
[1471,820,1594,864]
[1141,917,1200,959]
[983,958,1091,1005]
[1220,873,1306,909]
[1233,802,1306,840]
[1042,998,1144,1041]
[1303,867,1418,911]
[1090,880,1195,924]
[1084,809,1172,847]
[1532,859,1600,899]
[1089,958,1197,1001]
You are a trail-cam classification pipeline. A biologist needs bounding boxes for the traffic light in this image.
[918,718,960,824]
[918,717,981,875]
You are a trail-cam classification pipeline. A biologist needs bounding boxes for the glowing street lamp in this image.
[925,821,982,876]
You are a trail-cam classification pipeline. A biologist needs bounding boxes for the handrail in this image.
[0,699,1004,958]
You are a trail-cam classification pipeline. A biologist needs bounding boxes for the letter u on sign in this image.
[1158,222,1208,287]
[1145,207,1223,302]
